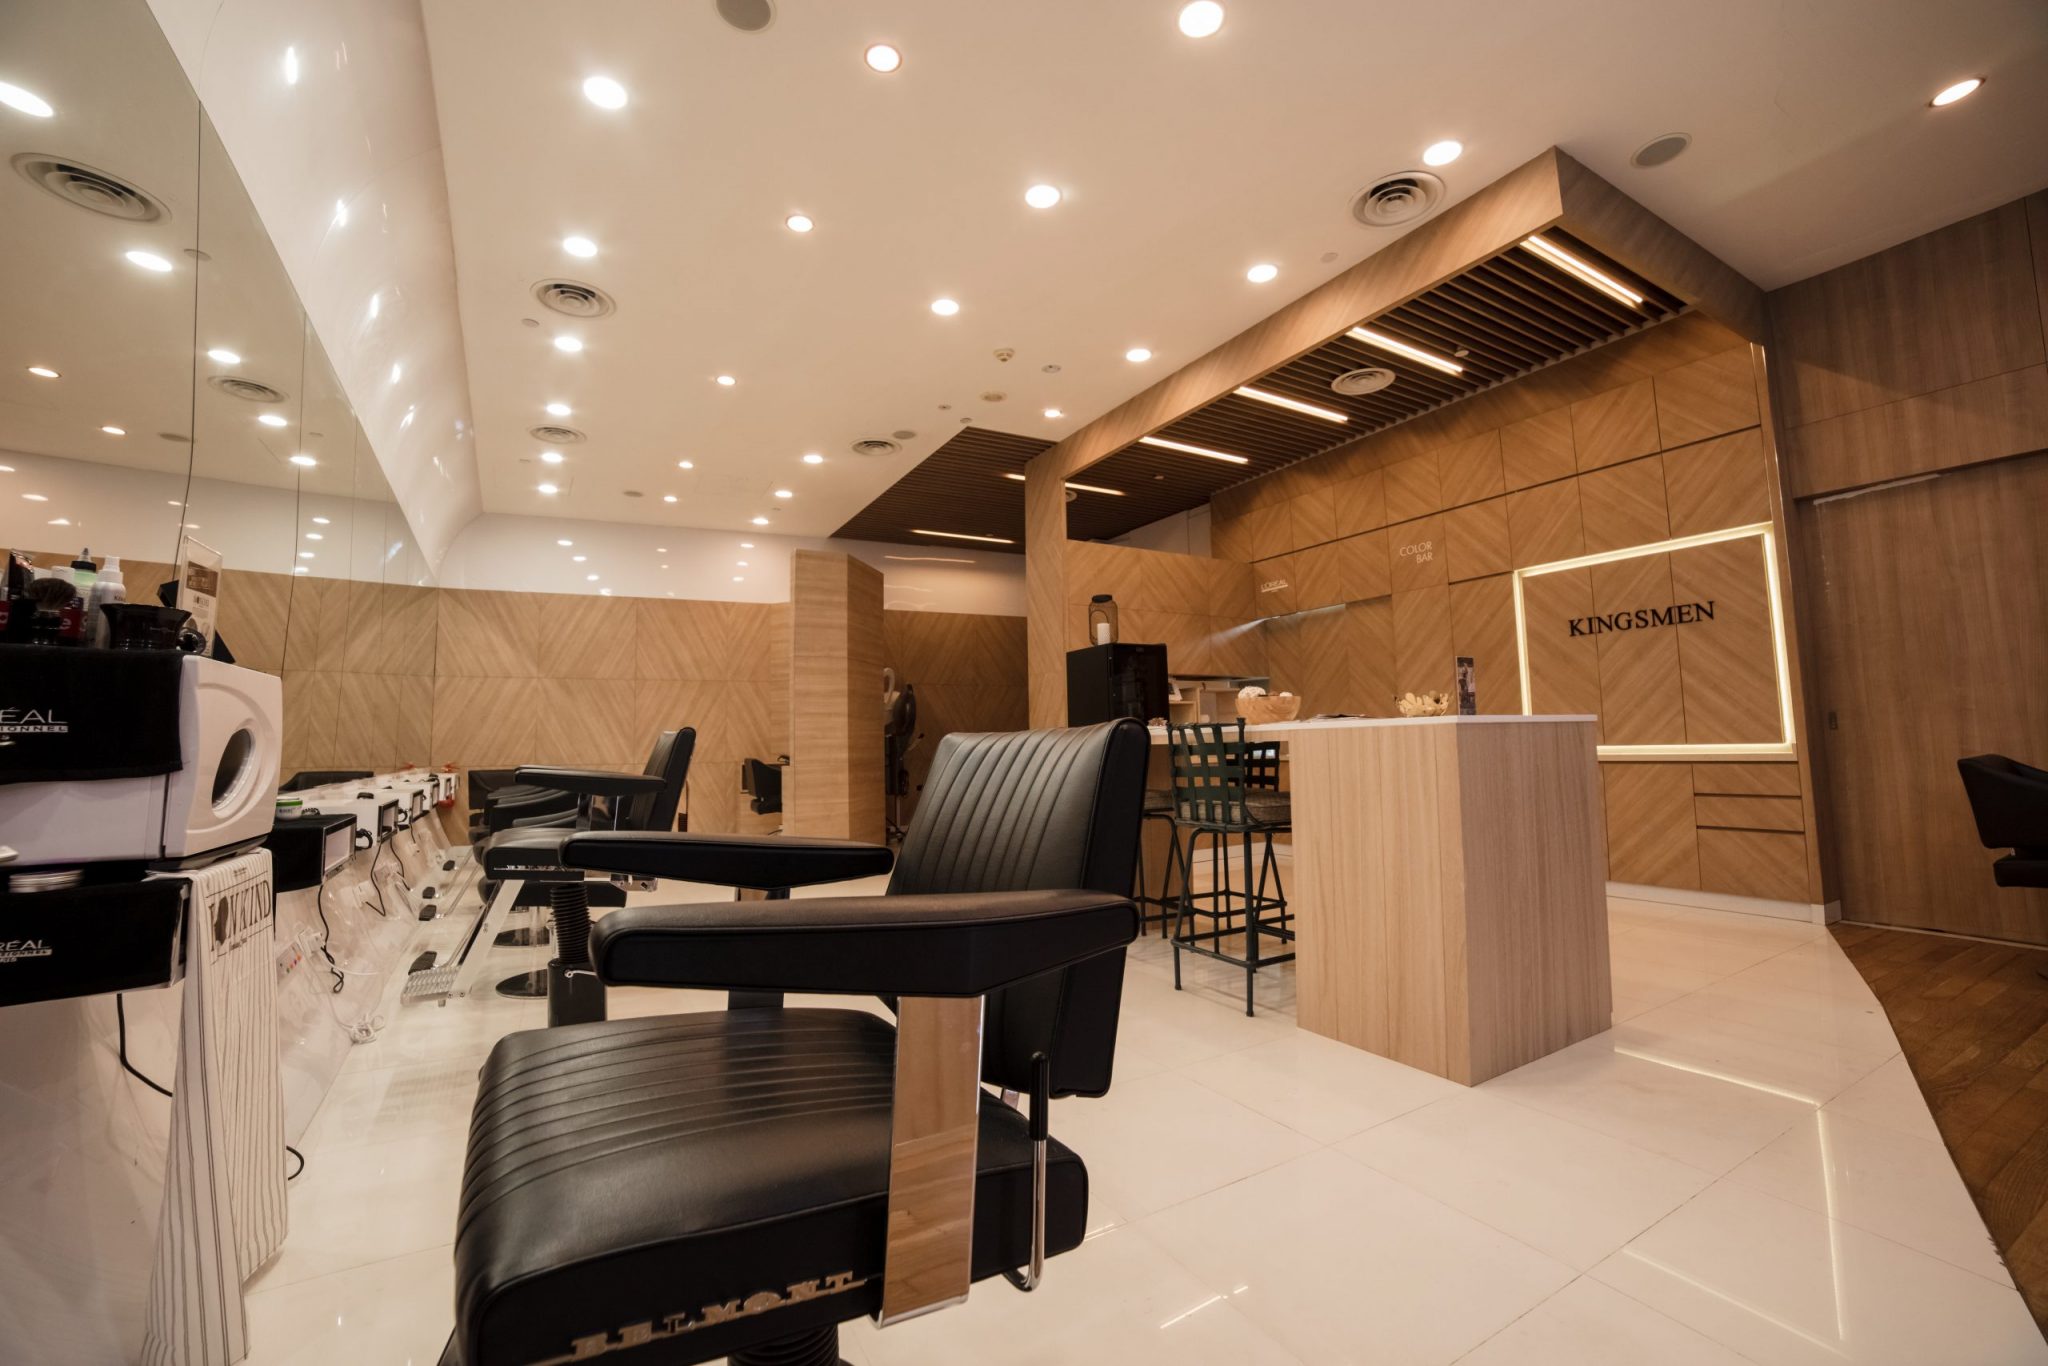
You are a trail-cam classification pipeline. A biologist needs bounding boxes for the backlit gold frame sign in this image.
[1511,522,1797,761]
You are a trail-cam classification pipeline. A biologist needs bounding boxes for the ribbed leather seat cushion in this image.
[449,1009,1087,1366]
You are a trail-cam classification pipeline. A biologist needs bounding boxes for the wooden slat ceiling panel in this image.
[837,231,1684,548]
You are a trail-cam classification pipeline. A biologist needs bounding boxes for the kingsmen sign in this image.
[1567,600,1716,637]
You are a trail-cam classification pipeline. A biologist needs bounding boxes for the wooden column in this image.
[1023,455,1069,728]
[787,551,885,842]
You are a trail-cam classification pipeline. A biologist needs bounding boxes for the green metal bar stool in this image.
[1167,720,1295,1016]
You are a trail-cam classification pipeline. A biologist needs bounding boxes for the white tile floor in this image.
[240,884,2042,1366]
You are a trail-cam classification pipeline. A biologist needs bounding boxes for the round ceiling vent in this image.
[890,429,917,441]
[206,375,287,404]
[13,154,168,222]
[1331,366,1395,396]
[528,424,585,444]
[532,278,617,319]
[621,489,644,498]
[851,438,902,457]
[1349,171,1445,228]
[1631,132,1692,169]
[716,0,775,31]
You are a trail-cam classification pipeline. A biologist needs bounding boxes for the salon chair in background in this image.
[442,720,1147,1366]
[1959,754,2048,890]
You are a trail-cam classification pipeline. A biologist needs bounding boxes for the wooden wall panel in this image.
[1663,429,1773,535]
[1780,365,2048,499]
[1603,763,1700,888]
[1589,554,1685,746]
[1520,569,1601,730]
[1388,515,1448,591]
[1437,432,1506,508]
[1670,537,1782,746]
[1506,479,1585,567]
[788,552,886,842]
[1577,457,1670,554]
[1443,498,1511,582]
[1693,762,1802,797]
[1694,794,1804,833]
[1384,453,1443,523]
[1697,828,1808,902]
[1448,575,1519,715]
[1654,346,1760,448]
[1570,378,1659,471]
[1500,408,1577,491]
[1391,587,1455,699]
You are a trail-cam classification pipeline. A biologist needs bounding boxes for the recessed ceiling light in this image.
[1178,2,1225,38]
[737,560,749,568]
[751,515,769,525]
[677,459,695,469]
[732,575,745,583]
[930,297,960,316]
[282,47,300,85]
[562,235,597,258]
[657,547,668,553]
[206,347,240,365]
[331,199,348,229]
[802,452,824,464]
[539,450,564,464]
[586,573,600,582]
[367,292,380,319]
[313,517,331,525]
[583,75,628,109]
[537,482,559,495]
[125,250,173,273]
[1137,434,1249,465]
[545,401,572,417]
[22,493,48,501]
[1347,325,1465,375]
[740,541,754,548]
[572,554,587,562]
[305,532,322,540]
[1422,139,1463,167]
[558,539,574,547]
[773,488,793,499]
[0,82,55,118]
[259,413,289,427]
[289,453,317,467]
[1125,347,1152,363]
[1235,385,1348,423]
[863,43,902,73]
[1044,408,1063,419]
[1930,77,1983,107]
[715,375,736,386]
[912,528,1015,544]
[293,566,309,575]
[1246,263,1278,284]
[662,494,677,503]
[1025,184,1062,209]
[554,335,584,353]
[26,366,58,379]
[100,425,126,436]
[48,517,71,526]
[298,551,315,559]
[389,362,403,383]
[1518,235,1645,307]
[785,213,814,233]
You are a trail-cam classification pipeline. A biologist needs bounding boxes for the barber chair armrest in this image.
[511,766,667,800]
[559,829,894,890]
[590,889,1138,996]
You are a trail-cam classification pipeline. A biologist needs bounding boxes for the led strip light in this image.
[1519,234,1646,307]
[1136,434,1249,465]
[911,528,1014,544]
[1511,521,1797,760]
[1347,325,1464,375]
[1233,385,1349,423]
[1002,472,1125,496]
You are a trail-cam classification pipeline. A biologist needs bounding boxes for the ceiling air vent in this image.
[1331,366,1395,396]
[13,154,168,222]
[206,375,287,404]
[1349,171,1444,228]
[528,424,585,444]
[716,0,775,31]
[532,278,617,318]
[851,438,902,458]
[1631,132,1692,168]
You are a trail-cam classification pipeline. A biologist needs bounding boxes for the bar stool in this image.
[1132,787,1184,937]
[1167,720,1295,1016]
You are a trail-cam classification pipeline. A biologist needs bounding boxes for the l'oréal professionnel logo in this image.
[1568,600,1716,638]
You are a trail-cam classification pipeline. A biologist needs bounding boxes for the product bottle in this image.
[88,555,125,647]
[70,549,97,600]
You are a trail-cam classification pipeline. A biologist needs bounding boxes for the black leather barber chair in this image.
[442,720,1147,1366]
[1959,754,2048,889]
[473,728,696,1023]
[467,768,579,839]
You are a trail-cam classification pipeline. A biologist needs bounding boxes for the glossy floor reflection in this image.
[242,887,2038,1365]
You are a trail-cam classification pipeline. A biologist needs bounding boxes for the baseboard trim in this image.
[1608,881,1837,926]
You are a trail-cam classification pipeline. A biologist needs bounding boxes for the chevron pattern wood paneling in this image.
[1663,429,1772,536]
[1670,537,1781,746]
[1437,432,1506,508]
[1500,409,1577,492]
[1570,376,1660,472]
[1444,498,1511,582]
[1448,576,1519,715]
[1578,456,1670,553]
[1654,346,1759,447]
[1590,554,1686,745]
[1604,763,1701,888]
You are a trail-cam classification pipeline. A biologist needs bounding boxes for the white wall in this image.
[437,511,1024,615]
[1111,505,1213,558]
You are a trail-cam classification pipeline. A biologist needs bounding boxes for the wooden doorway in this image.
[1804,452,2048,941]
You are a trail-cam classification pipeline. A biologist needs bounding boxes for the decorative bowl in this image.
[1236,692,1302,724]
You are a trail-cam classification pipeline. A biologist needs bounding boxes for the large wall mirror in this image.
[2,0,428,776]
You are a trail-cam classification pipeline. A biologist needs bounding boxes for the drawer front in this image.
[1698,828,1809,902]
[1694,794,1805,833]
[1692,762,1802,797]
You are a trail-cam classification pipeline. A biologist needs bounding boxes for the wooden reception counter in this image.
[1152,716,1609,1085]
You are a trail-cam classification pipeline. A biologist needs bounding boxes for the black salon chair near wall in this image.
[1959,754,2048,889]
[472,727,696,1024]
[440,721,1147,1366]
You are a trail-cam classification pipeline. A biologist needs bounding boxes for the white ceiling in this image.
[418,0,2048,539]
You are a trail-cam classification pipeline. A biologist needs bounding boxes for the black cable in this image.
[313,880,346,994]
[114,993,173,1098]
[365,838,391,916]
[118,995,310,1183]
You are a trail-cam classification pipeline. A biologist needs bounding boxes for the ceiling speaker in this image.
[716,0,774,31]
